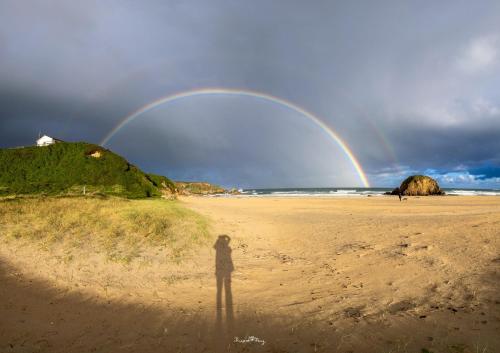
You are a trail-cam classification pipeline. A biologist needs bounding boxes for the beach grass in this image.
[0,196,210,264]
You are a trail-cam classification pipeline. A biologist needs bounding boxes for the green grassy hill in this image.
[0,142,175,198]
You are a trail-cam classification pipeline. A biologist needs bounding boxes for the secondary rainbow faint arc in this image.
[100,88,370,187]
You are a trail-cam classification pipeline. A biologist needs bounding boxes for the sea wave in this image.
[446,189,500,196]
[235,188,500,197]
[239,189,386,197]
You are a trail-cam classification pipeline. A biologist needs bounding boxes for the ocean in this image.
[235,187,500,197]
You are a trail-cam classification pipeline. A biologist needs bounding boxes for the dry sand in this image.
[1,196,499,352]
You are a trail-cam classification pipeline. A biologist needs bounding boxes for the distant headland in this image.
[0,136,229,198]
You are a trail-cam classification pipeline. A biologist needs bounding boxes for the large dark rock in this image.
[384,187,404,195]
[399,175,445,196]
[386,187,401,195]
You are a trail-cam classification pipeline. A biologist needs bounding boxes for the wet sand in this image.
[1,196,499,352]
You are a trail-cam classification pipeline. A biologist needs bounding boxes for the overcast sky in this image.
[1,0,499,188]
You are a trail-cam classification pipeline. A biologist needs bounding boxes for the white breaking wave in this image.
[330,189,357,193]
[248,189,386,197]
[446,189,500,196]
[225,188,500,197]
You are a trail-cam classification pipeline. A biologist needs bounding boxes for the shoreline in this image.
[205,193,500,198]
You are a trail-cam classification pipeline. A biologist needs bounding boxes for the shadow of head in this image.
[215,234,231,247]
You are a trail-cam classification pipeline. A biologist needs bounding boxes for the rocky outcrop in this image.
[174,181,226,196]
[386,187,401,195]
[399,175,445,196]
[228,188,241,195]
[159,181,177,200]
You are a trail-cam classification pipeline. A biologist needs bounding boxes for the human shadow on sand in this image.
[214,235,234,351]
[0,253,498,352]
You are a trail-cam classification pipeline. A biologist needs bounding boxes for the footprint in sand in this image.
[344,306,364,318]
[388,300,416,314]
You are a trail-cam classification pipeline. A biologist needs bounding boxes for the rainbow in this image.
[100,88,370,187]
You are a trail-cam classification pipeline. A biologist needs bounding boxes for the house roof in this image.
[37,135,64,142]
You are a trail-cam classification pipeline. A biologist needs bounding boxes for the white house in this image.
[36,135,61,147]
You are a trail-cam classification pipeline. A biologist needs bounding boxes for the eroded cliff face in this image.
[174,181,226,195]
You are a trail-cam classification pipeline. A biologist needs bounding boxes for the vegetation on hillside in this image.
[0,197,210,264]
[0,142,175,198]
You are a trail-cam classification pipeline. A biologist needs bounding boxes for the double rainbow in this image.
[100,88,370,187]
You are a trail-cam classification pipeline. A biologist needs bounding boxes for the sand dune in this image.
[1,196,499,352]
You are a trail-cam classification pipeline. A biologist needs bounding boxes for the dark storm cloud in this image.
[1,0,499,187]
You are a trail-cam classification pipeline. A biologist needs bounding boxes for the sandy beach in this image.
[1,196,499,352]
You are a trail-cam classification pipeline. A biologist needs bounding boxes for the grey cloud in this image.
[1,0,499,187]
